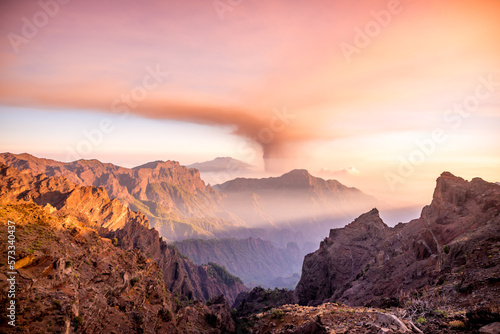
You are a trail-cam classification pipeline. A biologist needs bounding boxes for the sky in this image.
[0,0,499,206]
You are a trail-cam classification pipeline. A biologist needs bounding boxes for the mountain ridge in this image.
[214,168,379,243]
[0,152,241,241]
[0,162,247,304]
[295,171,500,308]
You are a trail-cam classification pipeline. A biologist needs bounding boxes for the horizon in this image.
[3,150,496,227]
[1,0,499,207]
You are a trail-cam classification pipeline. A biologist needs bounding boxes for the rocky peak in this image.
[328,208,387,241]
[133,160,180,170]
[430,172,469,211]
[69,159,110,168]
[280,169,313,187]
[346,208,386,229]
[296,171,500,310]
[423,172,500,245]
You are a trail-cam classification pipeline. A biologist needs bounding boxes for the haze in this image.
[1,0,499,208]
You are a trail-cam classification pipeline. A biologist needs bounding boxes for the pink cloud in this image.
[1,0,499,171]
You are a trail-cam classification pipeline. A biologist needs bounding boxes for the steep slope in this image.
[0,163,247,304]
[296,172,500,309]
[0,203,237,333]
[0,152,241,240]
[174,237,302,288]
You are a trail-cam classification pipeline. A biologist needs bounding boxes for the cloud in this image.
[1,0,499,172]
[319,167,361,178]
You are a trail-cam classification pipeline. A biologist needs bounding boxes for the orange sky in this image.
[0,0,499,205]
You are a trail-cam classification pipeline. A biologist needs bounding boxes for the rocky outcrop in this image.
[0,163,247,304]
[233,286,298,317]
[296,172,500,309]
[296,208,394,305]
[240,302,423,334]
[0,152,241,240]
[174,237,302,288]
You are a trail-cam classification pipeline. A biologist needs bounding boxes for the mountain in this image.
[216,169,377,225]
[0,152,241,241]
[188,157,254,173]
[3,162,499,333]
[188,157,256,187]
[231,172,500,333]
[295,172,500,310]
[0,202,236,333]
[215,169,379,246]
[0,153,381,250]
[0,163,247,305]
[174,237,302,288]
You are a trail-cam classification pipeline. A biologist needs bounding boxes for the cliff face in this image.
[0,203,237,333]
[0,153,241,240]
[296,172,500,308]
[0,163,247,305]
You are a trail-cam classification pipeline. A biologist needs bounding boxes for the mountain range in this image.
[1,152,499,333]
[0,162,246,304]
[296,172,500,308]
[0,153,378,288]
[235,172,500,333]
[0,153,241,241]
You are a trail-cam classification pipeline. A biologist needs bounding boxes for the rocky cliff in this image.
[296,172,500,310]
[0,163,247,305]
[0,152,241,241]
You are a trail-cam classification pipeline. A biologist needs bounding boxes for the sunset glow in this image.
[1,0,499,205]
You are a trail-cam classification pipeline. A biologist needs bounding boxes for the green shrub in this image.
[72,316,83,329]
[435,309,448,317]
[111,238,118,246]
[443,245,450,254]
[416,317,426,324]
[207,262,242,286]
[65,260,73,268]
[271,309,285,320]
[53,300,61,310]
